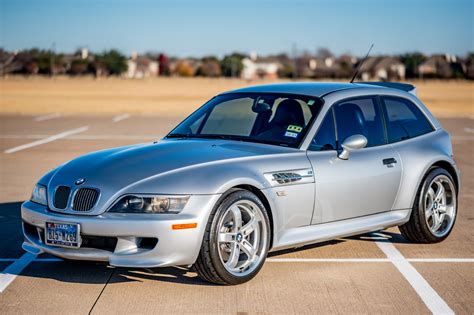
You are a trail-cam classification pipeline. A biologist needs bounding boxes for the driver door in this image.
[307,97,402,224]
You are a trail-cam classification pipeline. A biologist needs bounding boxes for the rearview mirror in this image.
[252,99,271,113]
[252,102,271,113]
[338,134,367,160]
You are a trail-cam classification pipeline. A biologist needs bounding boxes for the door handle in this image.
[383,158,397,167]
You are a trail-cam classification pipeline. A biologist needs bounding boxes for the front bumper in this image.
[21,194,220,268]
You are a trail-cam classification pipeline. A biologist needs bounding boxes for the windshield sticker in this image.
[287,125,303,133]
[307,100,315,106]
[284,131,298,138]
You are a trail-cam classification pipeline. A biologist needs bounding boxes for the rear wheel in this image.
[194,190,270,285]
[399,167,457,243]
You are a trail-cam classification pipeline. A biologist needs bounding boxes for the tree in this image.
[196,59,221,77]
[175,60,195,77]
[69,59,89,75]
[401,52,426,79]
[221,53,246,77]
[95,50,127,75]
[17,49,64,74]
[159,54,170,76]
[316,48,333,59]
[466,52,474,80]
[277,63,295,78]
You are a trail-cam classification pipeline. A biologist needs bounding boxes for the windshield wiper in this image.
[166,134,233,140]
[166,133,197,139]
[166,133,291,147]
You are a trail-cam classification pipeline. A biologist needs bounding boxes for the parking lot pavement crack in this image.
[88,267,115,315]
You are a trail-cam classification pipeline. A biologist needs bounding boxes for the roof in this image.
[221,82,417,98]
[222,82,361,97]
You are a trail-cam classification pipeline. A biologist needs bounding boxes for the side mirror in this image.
[338,134,367,160]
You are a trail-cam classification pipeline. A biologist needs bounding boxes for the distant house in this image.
[0,51,41,75]
[241,53,280,80]
[311,56,352,79]
[126,52,159,79]
[418,54,464,79]
[294,54,355,79]
[359,56,405,81]
[0,51,22,75]
[466,54,474,80]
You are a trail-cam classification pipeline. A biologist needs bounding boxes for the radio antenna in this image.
[350,44,374,83]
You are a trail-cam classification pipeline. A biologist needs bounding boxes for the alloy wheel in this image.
[423,174,456,237]
[216,200,268,277]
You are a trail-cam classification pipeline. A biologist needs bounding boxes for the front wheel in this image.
[399,167,457,243]
[194,190,270,285]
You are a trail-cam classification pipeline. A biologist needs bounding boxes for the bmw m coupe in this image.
[22,82,459,284]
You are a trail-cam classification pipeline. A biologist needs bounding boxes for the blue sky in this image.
[1,0,473,57]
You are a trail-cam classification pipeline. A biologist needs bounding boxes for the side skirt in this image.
[270,209,410,252]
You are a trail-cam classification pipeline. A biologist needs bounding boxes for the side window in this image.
[334,97,385,148]
[382,97,434,143]
[309,111,336,151]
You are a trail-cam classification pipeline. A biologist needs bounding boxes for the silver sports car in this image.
[22,82,460,285]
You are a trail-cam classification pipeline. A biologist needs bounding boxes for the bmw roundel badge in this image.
[75,178,86,185]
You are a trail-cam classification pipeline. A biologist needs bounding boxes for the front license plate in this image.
[45,222,81,248]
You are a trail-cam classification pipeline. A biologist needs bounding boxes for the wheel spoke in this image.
[226,242,240,269]
[241,217,258,236]
[218,232,236,243]
[437,204,447,213]
[427,187,436,200]
[230,205,243,231]
[435,181,445,202]
[425,207,433,221]
[432,212,443,231]
[240,239,256,260]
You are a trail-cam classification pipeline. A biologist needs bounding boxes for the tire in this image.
[194,189,271,285]
[399,167,457,243]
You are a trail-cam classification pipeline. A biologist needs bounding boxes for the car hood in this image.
[45,139,297,210]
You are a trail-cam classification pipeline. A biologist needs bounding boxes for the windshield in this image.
[167,92,323,148]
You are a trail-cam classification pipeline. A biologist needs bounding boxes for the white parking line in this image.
[0,134,156,140]
[0,258,63,262]
[3,126,89,154]
[464,127,474,134]
[1,257,472,264]
[112,114,130,123]
[0,253,37,293]
[34,113,61,122]
[451,136,474,141]
[267,258,474,263]
[268,258,391,262]
[0,254,472,294]
[373,234,454,315]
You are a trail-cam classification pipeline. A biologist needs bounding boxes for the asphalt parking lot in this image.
[0,114,473,314]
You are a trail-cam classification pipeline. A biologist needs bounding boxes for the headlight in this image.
[31,184,48,206]
[108,195,190,214]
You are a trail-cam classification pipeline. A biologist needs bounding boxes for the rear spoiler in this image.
[361,82,417,96]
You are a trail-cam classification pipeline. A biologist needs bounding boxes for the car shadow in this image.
[20,260,214,286]
[345,230,412,244]
[0,201,26,258]
[0,200,409,286]
[268,239,344,257]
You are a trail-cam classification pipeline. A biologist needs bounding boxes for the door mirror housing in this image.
[338,134,367,160]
